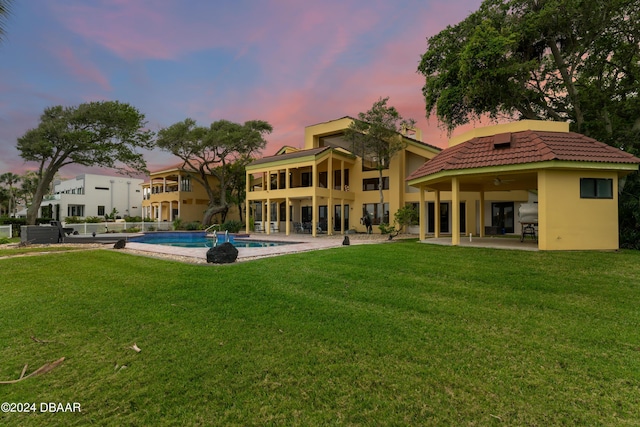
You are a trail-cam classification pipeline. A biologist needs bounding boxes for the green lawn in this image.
[1,242,639,426]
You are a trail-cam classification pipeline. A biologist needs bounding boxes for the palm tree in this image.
[0,187,9,216]
[0,172,21,217]
[18,171,39,210]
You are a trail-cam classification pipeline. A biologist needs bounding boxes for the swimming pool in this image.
[128,232,292,248]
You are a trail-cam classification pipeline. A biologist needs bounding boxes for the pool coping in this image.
[123,233,387,263]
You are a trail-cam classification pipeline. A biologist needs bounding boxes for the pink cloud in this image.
[53,0,488,170]
[57,46,111,92]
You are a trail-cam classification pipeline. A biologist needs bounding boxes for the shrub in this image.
[184,222,202,231]
[84,216,103,223]
[378,223,395,235]
[220,220,243,233]
[0,237,9,244]
[0,218,30,237]
[394,205,419,230]
[173,218,183,230]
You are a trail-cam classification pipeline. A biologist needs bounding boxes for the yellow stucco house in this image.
[141,163,239,225]
[245,117,441,236]
[407,120,640,250]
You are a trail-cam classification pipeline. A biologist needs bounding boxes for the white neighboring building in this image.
[37,174,144,221]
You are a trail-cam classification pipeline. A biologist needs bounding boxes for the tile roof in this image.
[407,130,640,181]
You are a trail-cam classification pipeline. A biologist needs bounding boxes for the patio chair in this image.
[293,222,304,233]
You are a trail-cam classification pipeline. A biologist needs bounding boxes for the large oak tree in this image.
[156,118,272,225]
[418,0,640,246]
[17,101,153,224]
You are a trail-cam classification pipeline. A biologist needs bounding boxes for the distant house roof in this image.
[407,130,640,182]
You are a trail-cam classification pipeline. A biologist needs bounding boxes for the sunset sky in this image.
[0,0,483,178]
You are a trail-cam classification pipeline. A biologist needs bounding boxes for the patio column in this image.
[328,154,334,235]
[434,190,441,238]
[285,198,291,235]
[312,162,318,237]
[419,185,426,241]
[340,199,345,235]
[266,198,271,235]
[245,175,251,233]
[312,194,318,237]
[479,191,485,237]
[452,177,460,246]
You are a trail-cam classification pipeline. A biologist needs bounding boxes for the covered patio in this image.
[407,121,640,251]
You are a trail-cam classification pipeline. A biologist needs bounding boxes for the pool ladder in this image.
[210,230,230,247]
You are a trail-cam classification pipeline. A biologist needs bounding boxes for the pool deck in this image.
[65,232,539,263]
[123,233,387,262]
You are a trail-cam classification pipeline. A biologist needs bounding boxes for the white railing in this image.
[0,225,12,238]
[62,221,173,235]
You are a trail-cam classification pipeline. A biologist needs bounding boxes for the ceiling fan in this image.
[493,176,516,186]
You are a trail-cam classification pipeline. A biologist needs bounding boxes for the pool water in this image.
[128,232,291,248]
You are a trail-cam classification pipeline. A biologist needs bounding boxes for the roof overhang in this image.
[407,160,640,192]
[246,147,356,172]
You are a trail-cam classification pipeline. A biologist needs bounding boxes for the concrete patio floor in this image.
[422,236,539,251]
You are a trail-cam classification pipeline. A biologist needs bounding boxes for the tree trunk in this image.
[547,38,584,131]
[237,202,244,223]
[378,169,385,206]
[27,169,57,225]
[378,168,385,224]
[202,203,229,226]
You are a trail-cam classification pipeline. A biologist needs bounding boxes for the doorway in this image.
[491,202,515,234]
[334,204,349,231]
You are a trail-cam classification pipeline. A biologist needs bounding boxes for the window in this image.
[301,206,312,223]
[492,202,514,233]
[362,177,389,191]
[97,206,105,216]
[180,176,191,192]
[318,205,328,231]
[362,203,389,225]
[427,202,450,233]
[318,172,328,188]
[67,205,85,217]
[362,154,390,172]
[95,186,109,190]
[580,178,613,199]
[301,172,312,187]
[333,169,350,190]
